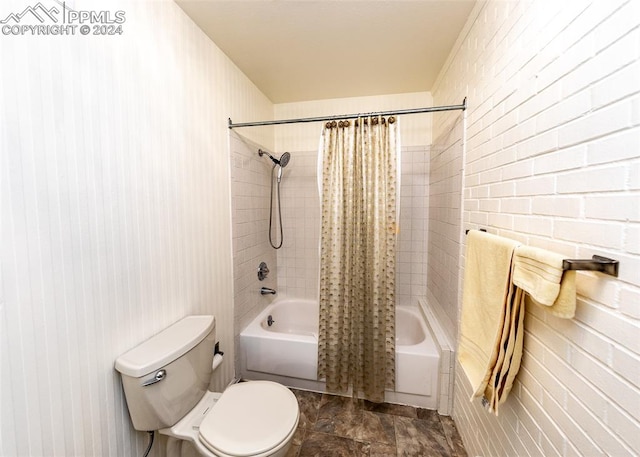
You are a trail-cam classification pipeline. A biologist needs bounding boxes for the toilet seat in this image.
[198,381,299,457]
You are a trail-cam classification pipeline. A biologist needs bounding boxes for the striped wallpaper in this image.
[1,0,272,455]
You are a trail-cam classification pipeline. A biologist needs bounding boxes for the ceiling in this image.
[175,1,476,104]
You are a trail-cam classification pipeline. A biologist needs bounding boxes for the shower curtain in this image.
[317,116,399,403]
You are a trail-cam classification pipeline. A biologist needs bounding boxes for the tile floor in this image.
[286,389,467,457]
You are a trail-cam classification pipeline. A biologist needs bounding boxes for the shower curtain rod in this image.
[228,98,466,129]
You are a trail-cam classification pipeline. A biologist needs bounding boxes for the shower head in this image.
[258,149,291,168]
[279,152,291,168]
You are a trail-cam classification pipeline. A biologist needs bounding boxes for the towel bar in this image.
[464,230,619,277]
[562,255,619,277]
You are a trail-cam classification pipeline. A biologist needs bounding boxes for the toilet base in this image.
[159,391,222,457]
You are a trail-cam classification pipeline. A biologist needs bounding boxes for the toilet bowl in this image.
[115,315,299,457]
[161,382,299,457]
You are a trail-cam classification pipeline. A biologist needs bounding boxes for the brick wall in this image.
[432,0,639,455]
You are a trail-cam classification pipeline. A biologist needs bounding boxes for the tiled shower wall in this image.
[277,150,321,299]
[275,145,432,303]
[229,132,278,361]
[432,0,640,455]
[427,114,465,342]
[1,1,273,456]
[397,146,431,306]
[273,93,435,303]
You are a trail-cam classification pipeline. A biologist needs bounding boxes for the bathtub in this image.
[240,298,442,409]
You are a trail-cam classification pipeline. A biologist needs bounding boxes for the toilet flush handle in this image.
[141,369,166,387]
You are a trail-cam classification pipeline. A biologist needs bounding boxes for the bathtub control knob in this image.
[258,262,270,281]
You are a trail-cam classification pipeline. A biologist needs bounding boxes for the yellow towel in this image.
[488,287,526,414]
[513,245,576,319]
[458,230,520,400]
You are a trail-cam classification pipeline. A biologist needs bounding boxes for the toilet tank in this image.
[115,316,215,431]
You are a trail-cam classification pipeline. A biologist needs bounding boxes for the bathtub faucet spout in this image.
[260,287,277,295]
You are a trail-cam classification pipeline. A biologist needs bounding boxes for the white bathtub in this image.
[240,298,441,408]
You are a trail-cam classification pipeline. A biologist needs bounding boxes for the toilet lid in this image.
[199,381,299,457]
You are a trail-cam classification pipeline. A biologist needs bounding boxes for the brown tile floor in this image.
[286,389,467,457]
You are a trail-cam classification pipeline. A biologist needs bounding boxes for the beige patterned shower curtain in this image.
[317,116,399,403]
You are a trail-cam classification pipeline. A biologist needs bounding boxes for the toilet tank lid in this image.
[115,315,215,378]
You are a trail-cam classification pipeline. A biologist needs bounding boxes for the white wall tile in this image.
[229,132,278,359]
[271,96,433,303]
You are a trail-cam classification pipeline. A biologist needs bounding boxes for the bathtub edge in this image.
[418,297,455,416]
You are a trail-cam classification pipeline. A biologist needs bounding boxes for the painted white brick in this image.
[541,391,603,457]
[525,315,571,361]
[515,175,555,196]
[593,0,639,53]
[479,198,500,213]
[555,315,613,364]
[434,1,639,456]
[592,61,640,111]
[604,250,640,286]
[571,348,640,414]
[619,286,640,319]
[543,345,610,419]
[489,181,515,197]
[554,220,624,249]
[632,94,640,127]
[518,82,563,124]
[537,89,591,135]
[502,158,534,181]
[531,196,581,218]
[585,195,640,222]
[611,344,640,386]
[513,422,541,457]
[533,144,586,175]
[518,387,563,456]
[575,273,620,310]
[574,301,640,355]
[517,129,558,160]
[587,128,640,165]
[604,402,640,452]
[489,147,518,169]
[565,394,626,457]
[513,215,554,237]
[469,211,489,226]
[561,28,638,98]
[487,212,513,230]
[558,98,633,148]
[492,106,520,137]
[501,197,531,214]
[478,167,502,184]
[630,160,640,190]
[520,348,564,404]
[556,164,628,194]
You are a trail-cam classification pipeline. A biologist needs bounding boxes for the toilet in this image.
[114,316,299,457]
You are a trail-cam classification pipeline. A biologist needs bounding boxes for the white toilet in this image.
[115,316,299,457]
